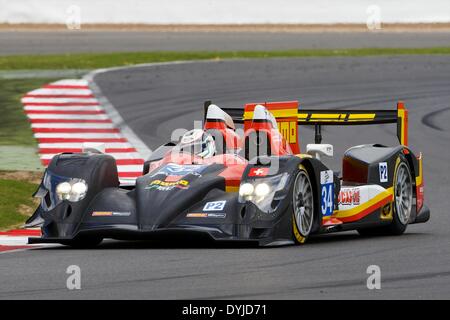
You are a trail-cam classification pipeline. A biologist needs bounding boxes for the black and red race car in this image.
[28,100,429,247]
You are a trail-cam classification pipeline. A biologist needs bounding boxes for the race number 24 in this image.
[320,170,334,217]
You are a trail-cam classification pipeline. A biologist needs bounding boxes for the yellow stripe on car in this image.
[309,113,343,119]
[225,186,239,193]
[348,114,376,120]
[297,113,376,122]
[243,109,298,120]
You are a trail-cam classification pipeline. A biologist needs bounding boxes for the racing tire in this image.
[358,155,413,236]
[292,165,315,244]
[65,237,103,249]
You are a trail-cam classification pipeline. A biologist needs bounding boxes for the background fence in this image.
[1,0,450,24]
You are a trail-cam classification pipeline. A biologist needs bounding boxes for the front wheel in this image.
[292,166,315,244]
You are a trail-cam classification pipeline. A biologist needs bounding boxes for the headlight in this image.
[239,183,254,197]
[72,181,88,196]
[238,173,290,213]
[40,171,90,211]
[55,180,88,202]
[254,183,270,198]
[56,182,71,200]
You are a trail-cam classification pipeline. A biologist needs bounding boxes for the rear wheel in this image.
[358,156,413,236]
[388,159,413,234]
[292,166,315,244]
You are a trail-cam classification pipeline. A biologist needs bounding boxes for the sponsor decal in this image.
[277,120,297,143]
[379,162,388,183]
[164,175,182,182]
[320,170,334,217]
[320,170,333,185]
[145,179,190,191]
[92,211,131,217]
[206,213,226,218]
[186,212,226,218]
[186,213,208,218]
[203,200,226,211]
[248,167,269,177]
[338,188,361,205]
[151,163,207,177]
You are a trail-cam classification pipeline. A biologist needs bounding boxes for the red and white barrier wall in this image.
[21,79,144,184]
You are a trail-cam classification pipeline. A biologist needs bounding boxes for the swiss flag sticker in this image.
[248,167,269,177]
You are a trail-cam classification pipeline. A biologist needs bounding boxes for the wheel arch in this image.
[296,157,329,234]
[398,148,419,221]
[402,148,418,193]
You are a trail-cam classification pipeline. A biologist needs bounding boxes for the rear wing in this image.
[204,100,409,152]
[296,101,409,145]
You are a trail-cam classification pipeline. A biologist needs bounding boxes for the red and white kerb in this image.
[22,79,144,185]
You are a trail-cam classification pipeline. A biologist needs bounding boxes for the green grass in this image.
[1,47,450,70]
[0,178,38,230]
[0,78,58,146]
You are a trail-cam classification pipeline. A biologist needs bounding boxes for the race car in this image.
[27,100,430,247]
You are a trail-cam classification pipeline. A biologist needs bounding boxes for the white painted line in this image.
[40,152,142,160]
[22,97,99,103]
[119,178,139,186]
[35,132,125,139]
[22,78,148,186]
[116,165,144,171]
[26,88,93,96]
[0,236,32,246]
[39,142,132,149]
[0,236,57,248]
[25,105,104,111]
[39,142,133,149]
[85,72,153,160]
[24,104,100,108]
[28,114,110,120]
[31,123,116,129]
[51,79,89,86]
[83,61,219,162]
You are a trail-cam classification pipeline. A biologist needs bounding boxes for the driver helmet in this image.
[179,129,216,159]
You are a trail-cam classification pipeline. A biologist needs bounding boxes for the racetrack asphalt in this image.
[2,31,450,55]
[1,56,450,299]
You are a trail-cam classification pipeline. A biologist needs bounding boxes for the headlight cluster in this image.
[238,173,289,213]
[239,182,271,202]
[55,179,88,202]
[39,171,90,211]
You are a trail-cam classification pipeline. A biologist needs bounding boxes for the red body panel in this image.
[244,101,300,154]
